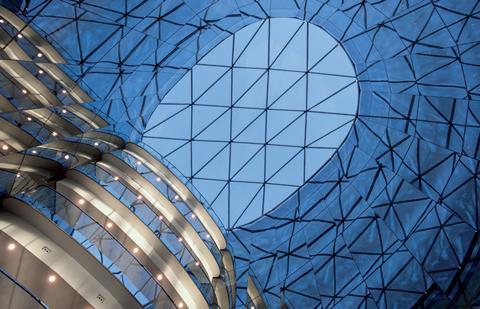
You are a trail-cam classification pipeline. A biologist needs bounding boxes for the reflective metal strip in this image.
[222,250,236,306]
[213,277,229,309]
[64,103,109,129]
[247,276,266,309]
[81,131,125,148]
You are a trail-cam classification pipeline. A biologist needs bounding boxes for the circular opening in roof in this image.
[144,18,358,228]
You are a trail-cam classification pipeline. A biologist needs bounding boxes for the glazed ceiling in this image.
[143,17,358,227]
[17,0,480,307]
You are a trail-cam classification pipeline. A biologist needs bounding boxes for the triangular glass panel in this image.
[199,36,233,66]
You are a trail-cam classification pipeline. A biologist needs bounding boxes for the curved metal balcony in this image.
[73,162,216,305]
[11,185,176,308]
[0,4,236,308]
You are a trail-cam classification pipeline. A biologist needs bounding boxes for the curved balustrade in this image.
[0,206,141,308]
[0,12,108,144]
[0,71,37,110]
[0,60,60,107]
[99,155,221,275]
[0,95,105,142]
[0,27,30,61]
[36,63,93,104]
[0,138,235,308]
[222,251,235,307]
[62,168,209,309]
[13,186,175,308]
[0,153,63,178]
[23,147,77,169]
[125,144,235,307]
[112,149,223,261]
[82,130,125,149]
[37,139,101,164]
[74,162,216,305]
[0,112,55,145]
[64,103,108,129]
[23,107,82,136]
[63,135,119,153]
[53,107,94,132]
[0,19,45,63]
[0,15,105,131]
[99,154,232,308]
[130,143,227,246]
[0,114,40,150]
[0,6,66,63]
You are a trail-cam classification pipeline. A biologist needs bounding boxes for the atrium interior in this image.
[0,0,478,308]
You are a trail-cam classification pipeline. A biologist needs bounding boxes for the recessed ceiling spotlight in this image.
[7,243,15,251]
[2,144,8,150]
[38,69,44,74]
[21,89,27,94]
[52,131,58,137]
[37,52,43,57]
[17,33,23,39]
[48,275,56,283]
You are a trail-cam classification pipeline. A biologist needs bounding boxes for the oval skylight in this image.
[143,18,358,228]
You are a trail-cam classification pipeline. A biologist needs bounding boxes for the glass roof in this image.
[143,18,358,228]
